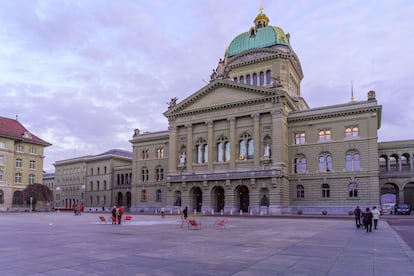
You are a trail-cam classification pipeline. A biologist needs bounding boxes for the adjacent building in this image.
[0,116,51,211]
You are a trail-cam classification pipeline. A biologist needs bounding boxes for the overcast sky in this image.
[1,0,413,173]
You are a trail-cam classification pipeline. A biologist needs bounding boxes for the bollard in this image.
[250,210,252,215]
[240,210,243,216]
[221,209,224,215]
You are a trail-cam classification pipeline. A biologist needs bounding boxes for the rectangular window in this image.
[16,145,23,152]
[29,147,37,154]
[29,160,36,169]
[16,159,23,168]
[319,129,331,142]
[295,132,306,144]
[345,126,359,139]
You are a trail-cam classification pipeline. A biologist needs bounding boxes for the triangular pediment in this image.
[164,80,281,118]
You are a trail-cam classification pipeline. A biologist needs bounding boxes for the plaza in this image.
[1,212,414,275]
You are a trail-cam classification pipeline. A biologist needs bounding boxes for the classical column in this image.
[206,120,214,170]
[398,153,402,171]
[387,155,390,172]
[186,124,193,171]
[252,113,260,166]
[410,152,413,171]
[228,116,236,168]
[168,126,178,173]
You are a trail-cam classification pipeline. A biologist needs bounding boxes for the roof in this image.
[95,149,133,158]
[0,116,51,146]
[227,26,291,57]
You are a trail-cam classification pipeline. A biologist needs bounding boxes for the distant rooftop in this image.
[95,149,133,158]
[0,116,51,146]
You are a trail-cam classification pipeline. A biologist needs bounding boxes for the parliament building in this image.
[50,10,414,215]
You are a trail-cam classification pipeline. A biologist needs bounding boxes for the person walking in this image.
[371,206,381,229]
[161,207,165,218]
[111,205,117,224]
[354,206,362,228]
[363,207,373,232]
[183,206,188,220]
[118,206,123,225]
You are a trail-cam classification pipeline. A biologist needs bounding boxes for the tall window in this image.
[156,148,164,159]
[196,138,208,164]
[319,153,333,172]
[239,133,253,160]
[29,174,35,184]
[16,158,23,168]
[239,75,244,84]
[0,156,3,165]
[322,183,330,198]
[0,190,3,203]
[259,71,264,85]
[15,173,22,183]
[246,74,251,85]
[156,189,162,202]
[97,181,100,191]
[142,149,149,159]
[0,142,5,149]
[16,145,23,152]
[345,126,359,139]
[156,166,164,181]
[294,155,307,173]
[141,190,147,201]
[266,70,271,85]
[253,73,258,85]
[319,129,331,142]
[29,146,37,154]
[296,184,304,198]
[29,160,36,169]
[0,170,3,181]
[217,135,230,162]
[349,182,358,197]
[141,167,149,182]
[346,152,360,171]
[295,132,306,144]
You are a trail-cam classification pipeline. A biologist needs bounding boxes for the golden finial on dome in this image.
[254,7,269,29]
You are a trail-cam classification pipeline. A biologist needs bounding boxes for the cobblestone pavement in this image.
[0,212,413,276]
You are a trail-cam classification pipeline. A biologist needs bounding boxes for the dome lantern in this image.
[254,7,269,29]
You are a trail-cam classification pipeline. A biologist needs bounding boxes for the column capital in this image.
[251,113,260,121]
[185,123,193,129]
[227,116,236,123]
[205,120,213,127]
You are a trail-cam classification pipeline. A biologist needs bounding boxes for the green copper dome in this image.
[227,25,290,57]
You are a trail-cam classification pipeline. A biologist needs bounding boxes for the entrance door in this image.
[190,187,203,212]
[212,186,225,212]
[237,185,249,212]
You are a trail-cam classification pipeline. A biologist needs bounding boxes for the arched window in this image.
[349,182,358,197]
[174,191,182,206]
[266,70,271,85]
[319,129,331,142]
[346,152,360,171]
[296,184,304,198]
[0,189,4,203]
[233,77,238,82]
[253,73,258,85]
[217,135,230,162]
[141,167,149,182]
[141,190,147,201]
[156,189,162,202]
[322,183,330,198]
[246,74,251,85]
[196,138,208,164]
[239,133,254,160]
[259,71,264,85]
[294,155,307,173]
[239,75,244,84]
[319,153,333,172]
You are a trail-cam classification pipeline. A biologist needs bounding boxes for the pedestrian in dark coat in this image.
[354,206,362,228]
[363,207,373,232]
[183,206,188,220]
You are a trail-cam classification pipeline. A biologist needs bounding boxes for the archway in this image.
[126,192,131,208]
[403,182,414,207]
[212,186,225,212]
[12,191,23,205]
[190,187,202,212]
[117,192,123,206]
[235,185,249,212]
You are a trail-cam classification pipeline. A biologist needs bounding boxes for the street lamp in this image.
[29,196,33,212]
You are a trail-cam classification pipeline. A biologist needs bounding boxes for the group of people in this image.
[111,205,124,224]
[73,204,83,216]
[354,205,381,232]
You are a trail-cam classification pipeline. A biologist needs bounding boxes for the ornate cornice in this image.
[287,105,381,123]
